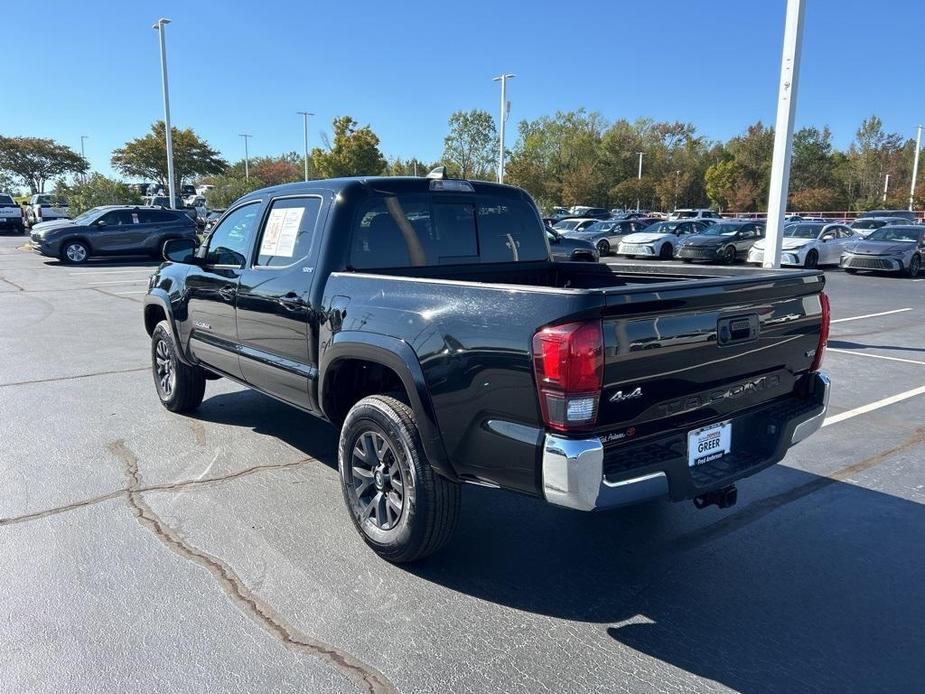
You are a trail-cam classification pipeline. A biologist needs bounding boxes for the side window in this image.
[138,209,172,224]
[739,224,755,238]
[256,196,323,267]
[205,203,260,267]
[99,210,135,226]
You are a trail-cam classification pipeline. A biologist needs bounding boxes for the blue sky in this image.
[3,0,923,178]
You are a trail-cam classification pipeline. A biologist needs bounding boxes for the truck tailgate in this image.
[596,271,824,436]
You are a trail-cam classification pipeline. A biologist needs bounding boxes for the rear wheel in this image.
[61,240,90,264]
[151,320,206,413]
[907,254,921,278]
[659,243,673,259]
[804,250,819,269]
[339,395,461,563]
[596,239,610,256]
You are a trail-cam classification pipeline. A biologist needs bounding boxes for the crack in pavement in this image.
[106,440,398,694]
[0,366,149,389]
[0,274,25,291]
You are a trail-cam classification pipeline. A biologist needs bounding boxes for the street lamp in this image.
[883,173,890,203]
[763,0,806,268]
[297,112,314,181]
[636,152,644,212]
[239,133,252,180]
[80,135,89,182]
[492,73,515,183]
[152,18,177,209]
[910,125,923,212]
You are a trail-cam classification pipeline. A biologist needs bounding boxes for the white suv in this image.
[669,208,722,222]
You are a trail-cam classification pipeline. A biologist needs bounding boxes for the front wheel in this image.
[61,240,90,264]
[804,250,819,268]
[339,395,461,563]
[722,245,736,264]
[907,254,921,278]
[596,239,610,256]
[659,243,673,259]
[844,268,858,275]
[151,320,206,412]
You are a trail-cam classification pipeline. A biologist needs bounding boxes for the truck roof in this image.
[236,176,527,205]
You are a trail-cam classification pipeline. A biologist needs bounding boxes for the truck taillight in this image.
[811,291,830,372]
[532,320,603,432]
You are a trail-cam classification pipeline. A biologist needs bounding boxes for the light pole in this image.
[79,135,89,182]
[763,0,805,269]
[883,173,890,203]
[910,125,923,212]
[239,133,252,180]
[492,73,515,183]
[152,18,177,209]
[636,152,644,212]
[297,112,314,181]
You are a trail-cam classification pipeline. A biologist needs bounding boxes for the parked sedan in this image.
[675,220,765,263]
[747,222,856,268]
[545,228,599,262]
[31,205,197,264]
[840,225,925,277]
[560,218,651,256]
[551,217,598,234]
[617,220,710,259]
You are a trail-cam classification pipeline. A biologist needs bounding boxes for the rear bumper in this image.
[541,371,830,511]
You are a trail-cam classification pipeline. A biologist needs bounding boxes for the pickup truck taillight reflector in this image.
[811,291,830,372]
[532,320,603,432]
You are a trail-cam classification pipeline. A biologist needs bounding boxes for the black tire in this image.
[339,394,461,563]
[681,258,693,263]
[596,239,610,256]
[804,250,818,269]
[60,240,90,264]
[722,245,736,264]
[844,269,858,275]
[659,242,673,259]
[907,254,921,278]
[151,320,206,413]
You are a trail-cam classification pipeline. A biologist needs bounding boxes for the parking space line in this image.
[827,348,925,367]
[824,384,925,427]
[830,308,913,323]
[88,279,150,285]
[113,290,147,295]
[68,269,155,275]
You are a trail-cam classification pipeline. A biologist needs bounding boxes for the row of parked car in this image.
[548,208,925,278]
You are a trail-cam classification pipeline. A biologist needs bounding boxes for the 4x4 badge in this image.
[610,386,643,403]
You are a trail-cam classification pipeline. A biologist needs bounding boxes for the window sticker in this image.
[260,206,305,258]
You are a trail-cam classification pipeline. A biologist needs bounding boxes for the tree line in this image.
[2,110,922,215]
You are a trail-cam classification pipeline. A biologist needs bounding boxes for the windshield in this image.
[698,223,743,236]
[553,220,579,231]
[865,227,920,242]
[36,195,67,206]
[783,224,823,239]
[640,221,683,234]
[584,221,617,233]
[72,207,107,224]
[0,195,15,205]
[851,219,885,230]
[672,210,696,218]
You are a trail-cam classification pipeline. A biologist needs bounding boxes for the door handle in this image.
[278,292,305,311]
[218,286,237,302]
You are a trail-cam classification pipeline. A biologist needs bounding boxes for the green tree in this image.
[441,110,497,180]
[383,157,436,176]
[609,177,656,211]
[704,160,742,210]
[311,116,386,178]
[111,121,227,189]
[228,153,302,186]
[845,115,905,209]
[54,173,141,215]
[0,136,88,193]
[0,171,20,195]
[204,175,265,209]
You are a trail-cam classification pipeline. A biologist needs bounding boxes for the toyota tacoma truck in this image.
[143,170,830,562]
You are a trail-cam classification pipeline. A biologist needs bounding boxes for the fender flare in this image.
[143,290,194,365]
[319,331,455,481]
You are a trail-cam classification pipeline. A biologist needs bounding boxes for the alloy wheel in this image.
[348,429,406,531]
[154,338,175,397]
[910,255,921,278]
[65,243,87,263]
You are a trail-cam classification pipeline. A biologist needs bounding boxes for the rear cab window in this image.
[349,193,546,268]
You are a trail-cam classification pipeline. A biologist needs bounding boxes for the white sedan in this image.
[616,220,710,259]
[747,222,857,268]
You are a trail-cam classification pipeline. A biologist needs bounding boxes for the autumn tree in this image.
[0,136,88,193]
[311,116,386,178]
[228,153,302,185]
[111,121,227,189]
[441,110,497,180]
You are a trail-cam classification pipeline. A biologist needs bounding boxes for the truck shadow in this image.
[829,338,925,354]
[191,388,923,691]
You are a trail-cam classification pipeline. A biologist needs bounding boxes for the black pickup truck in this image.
[143,171,831,562]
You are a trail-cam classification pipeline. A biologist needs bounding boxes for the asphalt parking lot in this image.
[2,237,923,693]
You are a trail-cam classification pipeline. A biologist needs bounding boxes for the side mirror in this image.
[95,220,107,227]
[163,237,198,264]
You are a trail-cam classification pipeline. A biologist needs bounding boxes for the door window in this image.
[255,196,323,267]
[138,209,174,224]
[99,210,135,226]
[205,203,260,267]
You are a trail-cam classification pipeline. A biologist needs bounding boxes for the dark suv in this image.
[31,205,197,264]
